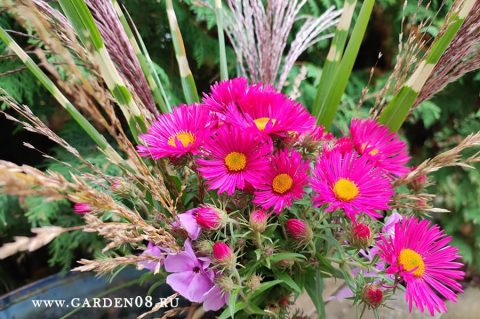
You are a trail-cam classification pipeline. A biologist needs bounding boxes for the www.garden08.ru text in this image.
[31,297,179,308]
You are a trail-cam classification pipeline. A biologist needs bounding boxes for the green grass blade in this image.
[214,0,228,81]
[312,0,357,118]
[378,0,476,131]
[112,0,171,113]
[58,0,147,139]
[165,0,199,104]
[316,0,374,129]
[0,26,123,163]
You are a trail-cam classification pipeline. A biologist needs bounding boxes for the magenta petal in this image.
[178,211,201,240]
[164,253,195,272]
[166,271,193,299]
[203,286,228,311]
[186,273,214,302]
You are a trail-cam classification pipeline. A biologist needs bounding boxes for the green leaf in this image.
[228,289,238,318]
[218,297,245,319]
[413,100,441,128]
[451,238,473,265]
[304,269,326,319]
[249,279,283,300]
[272,268,302,294]
[269,252,307,263]
[316,0,374,129]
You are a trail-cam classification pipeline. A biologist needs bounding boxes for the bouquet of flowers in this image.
[0,0,479,318]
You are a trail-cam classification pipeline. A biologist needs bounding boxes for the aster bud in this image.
[212,242,236,268]
[195,206,227,230]
[350,223,372,248]
[363,285,383,308]
[249,209,268,233]
[216,275,234,293]
[286,218,312,245]
[263,245,275,257]
[277,258,294,269]
[246,274,262,290]
[195,240,213,255]
[73,203,92,214]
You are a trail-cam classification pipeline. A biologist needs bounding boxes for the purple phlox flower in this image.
[382,212,403,237]
[173,209,201,240]
[164,240,215,303]
[202,284,229,311]
[138,242,166,274]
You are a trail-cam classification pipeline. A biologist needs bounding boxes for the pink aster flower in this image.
[302,124,334,142]
[203,77,272,113]
[311,149,394,220]
[197,125,271,195]
[376,217,464,315]
[253,149,308,213]
[330,136,354,154]
[137,104,212,159]
[349,118,410,177]
[73,203,92,214]
[224,89,315,137]
[164,240,214,303]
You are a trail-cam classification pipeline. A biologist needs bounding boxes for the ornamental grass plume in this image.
[0,0,479,317]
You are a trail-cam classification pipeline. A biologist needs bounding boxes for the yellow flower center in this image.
[224,151,247,171]
[398,248,425,277]
[272,173,293,194]
[254,117,276,131]
[361,143,379,156]
[333,178,359,201]
[168,131,195,148]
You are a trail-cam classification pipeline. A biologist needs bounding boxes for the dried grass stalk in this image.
[0,226,80,259]
[396,132,480,187]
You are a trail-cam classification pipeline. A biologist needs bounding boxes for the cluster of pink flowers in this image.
[134,77,464,315]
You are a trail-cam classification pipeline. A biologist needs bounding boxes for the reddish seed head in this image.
[73,203,92,214]
[249,209,268,232]
[278,296,290,307]
[286,218,312,243]
[195,207,225,230]
[212,242,234,263]
[364,285,383,308]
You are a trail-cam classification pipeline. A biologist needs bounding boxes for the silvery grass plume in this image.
[224,0,341,89]
[2,0,141,138]
[416,0,480,106]
[86,0,157,114]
